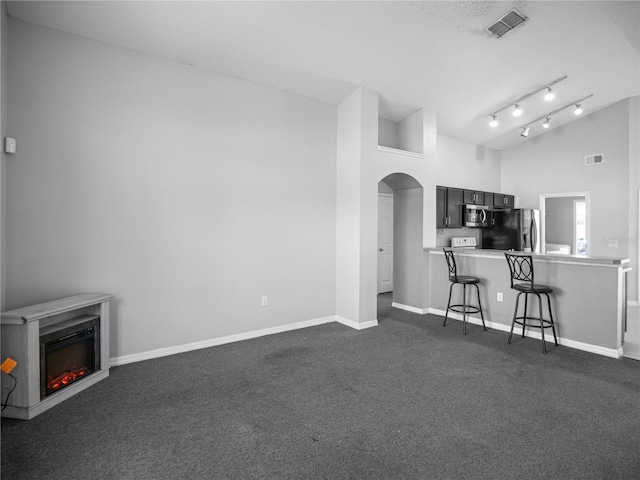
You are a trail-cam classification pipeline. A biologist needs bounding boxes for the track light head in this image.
[513,104,522,117]
[521,126,530,137]
[574,104,583,115]
[542,117,551,128]
[544,87,555,101]
[489,115,498,127]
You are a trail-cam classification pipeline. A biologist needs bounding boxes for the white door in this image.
[378,194,394,294]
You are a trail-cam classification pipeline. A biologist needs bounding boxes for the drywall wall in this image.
[1,5,7,308]
[398,110,424,155]
[4,19,337,359]
[336,87,364,325]
[501,98,636,300]
[628,96,639,303]
[436,134,501,192]
[392,187,424,308]
[545,196,581,252]
[378,118,398,150]
[338,88,437,322]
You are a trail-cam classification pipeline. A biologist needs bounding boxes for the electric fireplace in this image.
[1,293,113,420]
[39,315,101,399]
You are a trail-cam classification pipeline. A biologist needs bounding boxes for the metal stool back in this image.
[504,253,558,353]
[443,248,486,335]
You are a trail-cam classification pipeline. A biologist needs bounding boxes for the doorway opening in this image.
[574,199,587,256]
[378,173,424,314]
[539,192,590,255]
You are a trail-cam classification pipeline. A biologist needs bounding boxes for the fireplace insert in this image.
[39,315,101,399]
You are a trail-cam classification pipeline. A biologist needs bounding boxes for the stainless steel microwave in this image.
[463,204,489,227]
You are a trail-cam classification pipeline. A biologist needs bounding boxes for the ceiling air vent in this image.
[585,154,604,166]
[486,9,528,38]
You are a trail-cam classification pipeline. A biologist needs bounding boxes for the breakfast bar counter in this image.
[424,248,630,358]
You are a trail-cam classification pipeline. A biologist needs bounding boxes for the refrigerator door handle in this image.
[532,217,538,252]
[481,209,487,224]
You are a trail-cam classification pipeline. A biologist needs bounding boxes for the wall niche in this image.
[378,108,424,156]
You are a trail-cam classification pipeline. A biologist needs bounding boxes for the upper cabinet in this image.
[493,193,514,209]
[438,185,514,227]
[484,192,494,208]
[463,190,485,205]
[436,186,463,228]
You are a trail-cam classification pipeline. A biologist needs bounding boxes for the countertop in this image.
[425,247,630,267]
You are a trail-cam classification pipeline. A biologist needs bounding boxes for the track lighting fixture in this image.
[487,75,567,128]
[544,88,555,101]
[518,94,593,139]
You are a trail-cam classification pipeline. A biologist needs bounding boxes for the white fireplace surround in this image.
[1,293,114,420]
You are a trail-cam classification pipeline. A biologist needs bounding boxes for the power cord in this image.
[1,373,17,411]
[1,358,18,411]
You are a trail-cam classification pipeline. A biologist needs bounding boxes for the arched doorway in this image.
[378,173,424,315]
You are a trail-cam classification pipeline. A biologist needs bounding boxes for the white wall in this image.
[436,134,501,192]
[398,110,424,155]
[629,96,639,302]
[545,196,581,251]
[4,19,337,359]
[501,98,637,299]
[392,187,424,308]
[378,117,398,151]
[1,3,6,310]
[336,87,363,324]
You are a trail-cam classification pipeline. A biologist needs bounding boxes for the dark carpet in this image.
[2,294,639,479]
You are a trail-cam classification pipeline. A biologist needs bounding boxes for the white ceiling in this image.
[6,1,640,150]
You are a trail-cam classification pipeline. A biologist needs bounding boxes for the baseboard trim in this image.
[110,315,336,366]
[392,302,429,314]
[429,309,622,359]
[335,316,379,330]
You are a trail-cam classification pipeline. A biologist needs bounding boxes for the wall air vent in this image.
[585,154,604,166]
[486,9,528,38]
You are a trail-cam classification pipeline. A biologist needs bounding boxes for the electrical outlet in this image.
[497,292,503,302]
[261,295,268,306]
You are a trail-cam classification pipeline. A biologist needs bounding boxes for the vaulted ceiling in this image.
[6,1,640,150]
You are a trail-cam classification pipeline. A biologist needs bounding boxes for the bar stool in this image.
[443,248,487,334]
[504,252,558,353]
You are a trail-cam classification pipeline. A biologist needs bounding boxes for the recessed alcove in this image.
[378,109,424,156]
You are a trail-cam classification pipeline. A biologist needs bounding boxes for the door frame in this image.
[539,191,590,255]
[377,193,394,294]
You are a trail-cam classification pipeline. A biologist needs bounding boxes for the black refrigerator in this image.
[481,208,540,252]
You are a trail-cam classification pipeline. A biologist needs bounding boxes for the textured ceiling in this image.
[6,1,640,150]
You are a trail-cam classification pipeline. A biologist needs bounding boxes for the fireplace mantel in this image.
[1,293,114,420]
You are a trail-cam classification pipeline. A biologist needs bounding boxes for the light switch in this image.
[4,137,16,154]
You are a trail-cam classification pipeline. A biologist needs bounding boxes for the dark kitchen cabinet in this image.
[484,192,494,209]
[505,194,514,208]
[437,186,463,228]
[463,190,485,205]
[493,193,514,209]
[436,186,446,228]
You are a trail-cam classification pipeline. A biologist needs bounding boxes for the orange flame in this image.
[47,367,88,392]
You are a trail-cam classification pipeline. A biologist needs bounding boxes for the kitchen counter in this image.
[425,247,630,266]
[423,248,630,358]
